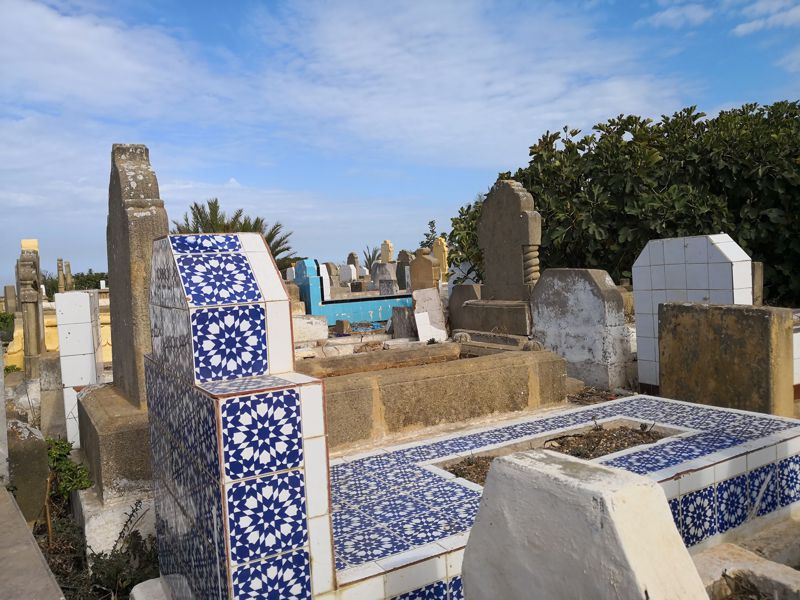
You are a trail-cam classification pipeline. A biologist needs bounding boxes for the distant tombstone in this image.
[339,264,357,284]
[410,248,440,291]
[347,251,361,271]
[396,250,413,289]
[370,262,396,291]
[57,258,66,293]
[4,285,18,313]
[285,266,296,282]
[478,180,542,300]
[381,239,394,264]
[358,266,369,279]
[380,279,399,296]
[64,261,74,291]
[413,288,447,342]
[319,263,332,299]
[432,237,449,283]
[350,281,364,293]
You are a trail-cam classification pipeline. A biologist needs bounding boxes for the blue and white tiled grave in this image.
[329,395,800,599]
[146,234,334,600]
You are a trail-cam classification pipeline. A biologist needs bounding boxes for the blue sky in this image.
[1,0,798,282]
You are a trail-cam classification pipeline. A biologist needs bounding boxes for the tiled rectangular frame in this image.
[146,357,334,600]
[632,234,753,387]
[327,395,800,599]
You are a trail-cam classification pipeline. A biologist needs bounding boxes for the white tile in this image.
[63,387,79,420]
[281,372,318,385]
[308,515,334,595]
[638,359,657,385]
[304,437,329,518]
[237,232,267,253]
[66,415,80,448]
[663,238,685,264]
[651,290,667,314]
[247,252,288,302]
[777,436,800,460]
[446,548,464,578]
[747,446,777,470]
[632,266,651,291]
[665,289,687,302]
[720,242,751,263]
[383,555,446,598]
[437,531,470,551]
[638,337,656,362]
[708,263,733,290]
[686,263,709,290]
[57,322,95,357]
[707,233,733,244]
[678,466,715,495]
[733,288,753,305]
[685,237,708,264]
[339,575,385,600]
[649,240,665,266]
[300,384,325,439]
[650,265,666,290]
[709,290,733,305]
[794,358,800,384]
[687,289,711,303]
[713,456,747,481]
[337,561,384,586]
[731,262,752,290]
[55,291,92,325]
[633,291,653,315]
[659,477,679,500]
[265,300,293,374]
[60,353,97,387]
[633,245,650,268]
[635,313,655,339]
[664,264,686,289]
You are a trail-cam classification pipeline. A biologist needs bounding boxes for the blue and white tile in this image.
[716,475,749,533]
[449,576,464,600]
[680,486,717,546]
[390,580,447,600]
[226,470,307,564]
[190,304,268,382]
[176,253,262,306]
[170,234,242,254]
[221,388,303,481]
[231,548,311,600]
[198,373,295,397]
[334,524,410,567]
[748,463,778,517]
[778,455,800,506]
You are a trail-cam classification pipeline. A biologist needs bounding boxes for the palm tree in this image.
[172,198,299,270]
[362,245,380,271]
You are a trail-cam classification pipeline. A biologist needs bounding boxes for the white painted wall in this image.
[462,450,707,600]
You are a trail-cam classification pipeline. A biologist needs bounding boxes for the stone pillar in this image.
[64,261,74,291]
[432,237,449,283]
[57,258,65,294]
[15,241,43,380]
[381,239,394,263]
[106,144,169,409]
[147,233,334,599]
[410,248,440,291]
[3,285,17,313]
[396,250,412,290]
[346,251,360,271]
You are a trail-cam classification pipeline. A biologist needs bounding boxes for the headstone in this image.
[319,262,332,298]
[100,280,107,290]
[381,239,394,263]
[285,266,296,282]
[477,180,542,300]
[412,288,447,342]
[370,262,396,291]
[15,240,43,379]
[64,261,74,291]
[4,285,18,313]
[339,264,357,284]
[432,237,449,283]
[358,265,369,279]
[350,281,364,293]
[334,319,352,334]
[379,279,399,296]
[410,248,440,291]
[324,262,340,287]
[391,306,418,339]
[106,144,169,409]
[57,258,65,293]
[632,234,753,392]
[396,250,412,289]
[347,251,360,271]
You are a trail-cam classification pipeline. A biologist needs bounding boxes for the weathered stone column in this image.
[57,259,65,293]
[64,261,74,291]
[15,241,43,380]
[106,144,168,409]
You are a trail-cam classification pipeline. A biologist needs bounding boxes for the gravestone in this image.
[410,248,440,291]
[16,240,43,379]
[4,284,18,313]
[632,234,753,392]
[285,266,296,282]
[347,251,360,271]
[396,250,413,290]
[380,279,399,296]
[413,288,447,342]
[432,237,449,283]
[57,258,66,294]
[381,239,394,263]
[358,265,369,279]
[64,261,74,291]
[339,264,357,284]
[391,306,418,339]
[324,262,340,288]
[370,262,396,292]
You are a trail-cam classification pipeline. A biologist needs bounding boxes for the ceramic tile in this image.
[300,384,325,439]
[190,304,268,382]
[680,486,716,546]
[304,437,330,518]
[708,263,733,290]
[385,554,447,598]
[664,264,686,289]
[226,470,307,564]
[176,253,262,307]
[684,237,708,264]
[733,288,753,304]
[238,232,267,253]
[390,581,447,600]
[198,373,296,397]
[170,234,241,254]
[633,244,650,267]
[709,289,734,304]
[663,238,685,265]
[632,266,651,291]
[650,265,666,290]
[265,300,293,374]
[309,515,335,595]
[449,576,464,600]
[778,455,800,506]
[231,548,311,600]
[248,250,289,302]
[686,263,708,290]
[748,464,778,517]
[649,240,665,265]
[334,524,410,567]
[221,388,303,481]
[716,475,748,533]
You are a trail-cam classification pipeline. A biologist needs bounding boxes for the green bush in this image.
[47,438,92,499]
[0,311,13,343]
[498,101,800,306]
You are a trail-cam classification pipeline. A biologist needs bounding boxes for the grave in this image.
[409,248,440,291]
[16,239,44,379]
[432,237,448,283]
[632,234,753,394]
[381,239,394,264]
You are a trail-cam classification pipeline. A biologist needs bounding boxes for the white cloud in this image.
[639,4,714,28]
[778,45,800,71]
[733,2,800,33]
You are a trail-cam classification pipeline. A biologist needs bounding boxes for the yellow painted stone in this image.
[100,312,113,363]
[4,317,24,370]
[44,314,59,352]
[20,239,39,252]
[432,236,449,282]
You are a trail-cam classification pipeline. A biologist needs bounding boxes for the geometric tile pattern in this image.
[221,389,303,481]
[198,374,296,397]
[226,470,308,565]
[176,253,262,307]
[231,549,311,600]
[779,455,800,506]
[170,233,242,254]
[191,304,268,382]
[391,581,448,600]
[716,475,749,534]
[680,487,717,546]
[748,464,778,517]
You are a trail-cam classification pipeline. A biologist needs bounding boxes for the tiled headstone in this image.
[146,233,334,600]
[632,234,753,389]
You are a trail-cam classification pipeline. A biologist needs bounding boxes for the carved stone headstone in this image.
[432,237,449,283]
[370,262,396,292]
[347,251,361,271]
[410,248,440,291]
[396,250,413,290]
[477,180,542,300]
[4,284,18,313]
[15,241,43,379]
[381,239,394,264]
[106,144,169,409]
[380,279,399,296]
[64,261,74,291]
[57,258,66,294]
